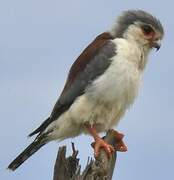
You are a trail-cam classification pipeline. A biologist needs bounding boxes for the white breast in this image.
[87,38,143,107]
[47,38,144,140]
[69,38,143,132]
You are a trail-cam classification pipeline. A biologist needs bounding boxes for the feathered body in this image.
[8,10,164,171]
[47,38,145,140]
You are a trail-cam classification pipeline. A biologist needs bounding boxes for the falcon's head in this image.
[110,10,164,52]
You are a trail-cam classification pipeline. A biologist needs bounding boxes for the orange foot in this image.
[112,130,128,152]
[93,137,115,157]
[86,125,127,158]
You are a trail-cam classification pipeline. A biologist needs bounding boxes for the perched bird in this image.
[8,10,164,171]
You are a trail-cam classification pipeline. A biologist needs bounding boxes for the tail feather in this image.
[8,137,47,171]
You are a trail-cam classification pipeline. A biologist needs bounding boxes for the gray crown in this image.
[113,10,164,38]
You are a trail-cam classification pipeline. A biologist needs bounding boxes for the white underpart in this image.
[46,38,148,141]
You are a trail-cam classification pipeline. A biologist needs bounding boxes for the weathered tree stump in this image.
[53,129,117,180]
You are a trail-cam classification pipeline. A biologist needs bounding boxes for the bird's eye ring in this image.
[142,25,154,35]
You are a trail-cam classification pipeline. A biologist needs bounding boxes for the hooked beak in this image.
[151,40,161,51]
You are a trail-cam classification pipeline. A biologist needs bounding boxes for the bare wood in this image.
[53,129,117,180]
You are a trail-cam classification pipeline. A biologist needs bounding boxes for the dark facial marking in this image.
[141,24,155,37]
[142,25,154,34]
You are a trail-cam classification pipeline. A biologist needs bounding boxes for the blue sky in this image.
[1,0,174,179]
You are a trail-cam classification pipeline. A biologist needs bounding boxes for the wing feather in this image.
[29,32,115,136]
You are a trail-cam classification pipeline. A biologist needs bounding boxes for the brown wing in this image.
[51,32,115,117]
[29,32,114,137]
[63,32,114,91]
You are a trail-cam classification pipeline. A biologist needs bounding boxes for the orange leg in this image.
[86,125,115,157]
[86,125,128,157]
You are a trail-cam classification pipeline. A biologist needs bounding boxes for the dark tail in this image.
[8,136,47,171]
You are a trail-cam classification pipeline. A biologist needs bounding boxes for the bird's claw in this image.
[91,130,128,158]
[92,138,115,158]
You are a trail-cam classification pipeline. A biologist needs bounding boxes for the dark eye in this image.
[142,25,154,35]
